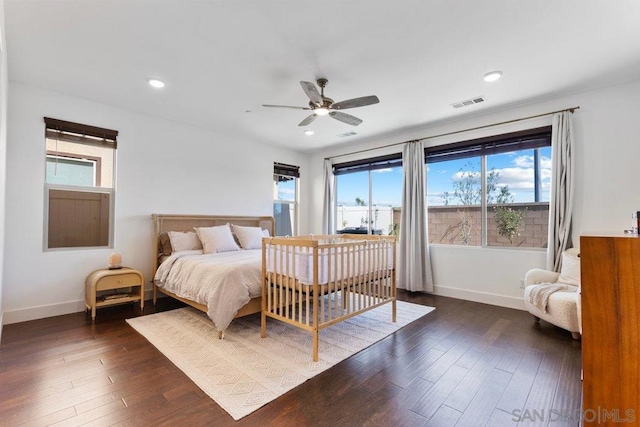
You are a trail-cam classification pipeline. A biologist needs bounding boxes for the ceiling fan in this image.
[262,78,379,127]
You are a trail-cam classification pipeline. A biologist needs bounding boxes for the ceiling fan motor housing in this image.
[309,97,334,110]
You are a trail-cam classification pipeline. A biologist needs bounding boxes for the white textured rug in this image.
[126,301,434,420]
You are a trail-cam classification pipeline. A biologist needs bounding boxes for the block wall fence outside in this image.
[392,202,549,248]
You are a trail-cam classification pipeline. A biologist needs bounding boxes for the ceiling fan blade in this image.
[298,114,317,127]
[262,104,311,110]
[300,81,322,105]
[329,111,363,126]
[331,95,380,110]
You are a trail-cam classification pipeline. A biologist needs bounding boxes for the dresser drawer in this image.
[96,272,142,290]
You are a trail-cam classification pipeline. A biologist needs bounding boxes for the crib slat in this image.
[288,244,292,319]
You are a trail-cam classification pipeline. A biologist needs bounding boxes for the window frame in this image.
[43,117,118,251]
[333,153,403,235]
[425,126,552,249]
[273,162,300,236]
[46,151,102,187]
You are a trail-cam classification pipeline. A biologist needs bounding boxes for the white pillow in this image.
[195,224,240,254]
[262,228,270,237]
[232,224,266,250]
[558,251,580,286]
[167,231,202,253]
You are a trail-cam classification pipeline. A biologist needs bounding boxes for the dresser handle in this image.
[118,279,122,283]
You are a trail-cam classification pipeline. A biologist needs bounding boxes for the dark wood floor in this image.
[0,291,581,426]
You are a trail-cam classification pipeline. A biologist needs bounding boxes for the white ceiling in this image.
[6,1,640,153]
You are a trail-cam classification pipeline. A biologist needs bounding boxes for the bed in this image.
[152,214,274,335]
[261,234,397,361]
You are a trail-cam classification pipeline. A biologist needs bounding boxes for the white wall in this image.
[3,82,309,324]
[308,79,640,309]
[0,0,8,337]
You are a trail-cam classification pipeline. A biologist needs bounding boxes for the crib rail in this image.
[261,234,396,361]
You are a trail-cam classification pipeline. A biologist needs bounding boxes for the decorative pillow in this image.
[158,232,172,256]
[262,228,270,237]
[167,231,202,253]
[231,225,265,250]
[195,224,240,254]
[558,251,580,286]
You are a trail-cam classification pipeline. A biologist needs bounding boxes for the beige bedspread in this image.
[154,249,262,331]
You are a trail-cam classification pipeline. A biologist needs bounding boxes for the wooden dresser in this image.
[580,234,639,425]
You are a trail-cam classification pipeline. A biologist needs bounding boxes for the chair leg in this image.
[571,332,581,340]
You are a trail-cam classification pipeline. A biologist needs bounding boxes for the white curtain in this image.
[546,112,575,271]
[321,159,334,234]
[399,141,434,292]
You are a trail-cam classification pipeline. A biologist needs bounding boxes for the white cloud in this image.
[513,155,551,170]
[540,156,552,169]
[514,155,534,168]
[373,168,393,173]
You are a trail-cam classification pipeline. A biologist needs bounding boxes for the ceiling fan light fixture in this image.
[483,71,503,82]
[147,78,165,88]
[315,107,330,116]
[304,130,314,136]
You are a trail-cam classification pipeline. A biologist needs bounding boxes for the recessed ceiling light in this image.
[304,130,314,136]
[483,71,503,82]
[147,78,165,88]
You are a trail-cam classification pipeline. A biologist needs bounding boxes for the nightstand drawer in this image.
[96,272,141,290]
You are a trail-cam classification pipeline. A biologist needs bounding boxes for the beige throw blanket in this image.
[528,282,575,313]
[154,249,262,332]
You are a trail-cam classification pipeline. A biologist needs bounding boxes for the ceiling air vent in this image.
[337,131,357,138]
[452,96,485,109]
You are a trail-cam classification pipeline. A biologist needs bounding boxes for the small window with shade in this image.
[44,117,118,250]
[273,162,299,236]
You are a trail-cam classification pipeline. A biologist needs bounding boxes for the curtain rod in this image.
[324,106,580,161]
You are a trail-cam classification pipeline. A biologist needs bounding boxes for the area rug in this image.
[126,301,434,420]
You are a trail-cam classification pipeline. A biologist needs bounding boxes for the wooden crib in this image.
[261,234,396,361]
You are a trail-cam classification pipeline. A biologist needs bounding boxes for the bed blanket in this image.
[154,249,261,331]
[528,282,575,313]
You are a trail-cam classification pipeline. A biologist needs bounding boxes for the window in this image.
[44,117,118,250]
[273,162,299,236]
[334,154,403,236]
[426,127,551,248]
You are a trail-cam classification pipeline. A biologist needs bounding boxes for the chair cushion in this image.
[523,285,580,333]
[558,250,580,286]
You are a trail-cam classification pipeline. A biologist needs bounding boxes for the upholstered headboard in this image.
[151,214,275,272]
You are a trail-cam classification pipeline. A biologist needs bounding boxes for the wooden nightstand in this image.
[85,267,145,320]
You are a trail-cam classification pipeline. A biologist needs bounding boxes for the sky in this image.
[334,147,552,207]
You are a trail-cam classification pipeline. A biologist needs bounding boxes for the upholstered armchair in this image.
[523,248,581,340]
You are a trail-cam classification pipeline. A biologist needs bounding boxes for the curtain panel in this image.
[321,159,334,234]
[546,112,575,271]
[399,141,434,292]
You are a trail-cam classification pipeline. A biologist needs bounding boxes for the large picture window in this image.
[426,127,552,248]
[334,154,403,236]
[44,117,117,250]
